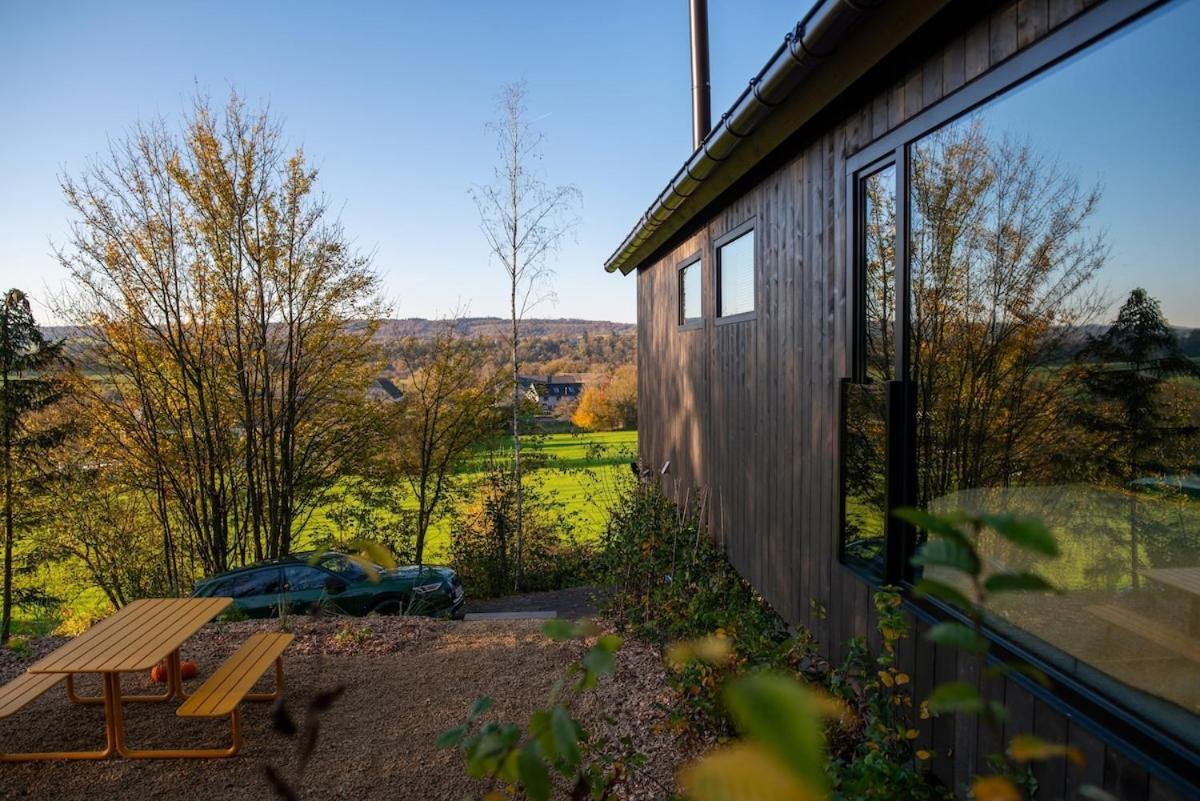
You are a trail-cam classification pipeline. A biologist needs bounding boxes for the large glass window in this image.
[906,0,1199,745]
[842,164,896,579]
[717,229,754,318]
[679,258,702,325]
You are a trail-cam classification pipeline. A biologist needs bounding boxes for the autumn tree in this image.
[473,81,580,590]
[571,368,636,432]
[907,118,1109,507]
[391,320,503,564]
[0,290,69,643]
[57,92,383,576]
[570,385,607,431]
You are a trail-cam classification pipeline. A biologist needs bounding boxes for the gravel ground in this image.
[0,615,691,800]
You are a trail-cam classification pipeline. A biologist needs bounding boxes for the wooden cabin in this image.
[606,0,1199,797]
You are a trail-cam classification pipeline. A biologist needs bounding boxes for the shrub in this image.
[597,479,805,734]
[450,462,592,597]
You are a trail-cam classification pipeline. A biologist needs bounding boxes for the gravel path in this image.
[0,615,690,800]
[467,585,601,618]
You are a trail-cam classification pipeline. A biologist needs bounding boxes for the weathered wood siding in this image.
[635,1,1186,798]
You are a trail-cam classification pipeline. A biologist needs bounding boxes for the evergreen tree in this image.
[1077,288,1200,587]
[0,289,68,643]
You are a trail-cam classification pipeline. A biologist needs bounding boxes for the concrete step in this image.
[463,610,557,621]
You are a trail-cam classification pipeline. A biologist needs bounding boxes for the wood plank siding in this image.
[633,0,1187,798]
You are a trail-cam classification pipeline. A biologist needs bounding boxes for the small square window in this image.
[678,258,701,325]
[717,229,754,318]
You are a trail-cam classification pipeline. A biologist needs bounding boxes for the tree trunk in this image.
[1,422,12,645]
[511,269,523,593]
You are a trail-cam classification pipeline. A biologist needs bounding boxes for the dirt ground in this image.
[0,617,692,801]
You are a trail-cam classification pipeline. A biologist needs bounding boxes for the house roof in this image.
[603,0,947,276]
[371,378,404,401]
[517,373,594,387]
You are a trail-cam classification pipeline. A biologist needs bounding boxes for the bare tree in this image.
[472,81,580,591]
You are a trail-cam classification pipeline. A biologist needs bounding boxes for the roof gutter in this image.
[605,0,883,275]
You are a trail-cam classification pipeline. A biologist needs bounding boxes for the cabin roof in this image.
[603,0,943,276]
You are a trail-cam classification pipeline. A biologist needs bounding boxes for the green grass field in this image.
[10,430,636,638]
[301,429,638,562]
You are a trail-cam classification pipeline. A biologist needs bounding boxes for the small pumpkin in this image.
[149,659,199,683]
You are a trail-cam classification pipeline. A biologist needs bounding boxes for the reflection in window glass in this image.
[679,259,701,324]
[909,0,1199,743]
[718,230,754,317]
[283,566,329,592]
[843,165,896,579]
[229,569,282,598]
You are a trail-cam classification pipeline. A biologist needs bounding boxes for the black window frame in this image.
[714,219,756,324]
[839,156,906,585]
[677,251,704,330]
[837,0,1199,792]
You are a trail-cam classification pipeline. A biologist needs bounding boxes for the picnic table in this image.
[0,597,293,761]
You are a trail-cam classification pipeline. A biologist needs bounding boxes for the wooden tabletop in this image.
[1142,567,1200,597]
[27,597,231,674]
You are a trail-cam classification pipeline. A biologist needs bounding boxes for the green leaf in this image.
[436,725,466,749]
[467,696,494,721]
[723,673,828,793]
[550,705,580,765]
[927,682,984,715]
[925,622,989,654]
[911,539,980,576]
[984,572,1057,594]
[982,514,1060,557]
[893,507,969,545]
[542,619,577,641]
[597,633,622,653]
[582,643,617,677]
[529,709,556,761]
[914,578,974,610]
[519,742,551,801]
[985,661,1051,689]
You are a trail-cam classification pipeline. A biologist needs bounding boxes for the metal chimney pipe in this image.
[689,0,712,151]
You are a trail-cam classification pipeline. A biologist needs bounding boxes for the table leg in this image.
[108,672,241,759]
[68,659,174,705]
[0,677,115,762]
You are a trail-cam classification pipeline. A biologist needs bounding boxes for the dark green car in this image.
[191,551,466,619]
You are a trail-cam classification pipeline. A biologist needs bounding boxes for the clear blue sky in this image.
[0,0,807,325]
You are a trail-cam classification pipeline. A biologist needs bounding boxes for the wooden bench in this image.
[1,671,115,761]
[1086,604,1200,664]
[118,632,295,758]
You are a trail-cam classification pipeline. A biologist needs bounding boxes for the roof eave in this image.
[606,0,952,276]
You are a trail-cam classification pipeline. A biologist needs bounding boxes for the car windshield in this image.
[315,553,368,583]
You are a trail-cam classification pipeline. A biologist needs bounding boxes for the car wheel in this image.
[370,598,403,616]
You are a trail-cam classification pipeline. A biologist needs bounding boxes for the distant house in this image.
[517,374,592,414]
[605,0,1199,797]
[365,377,404,403]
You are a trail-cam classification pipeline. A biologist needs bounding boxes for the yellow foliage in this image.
[1007,735,1085,766]
[679,743,823,801]
[971,776,1022,801]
